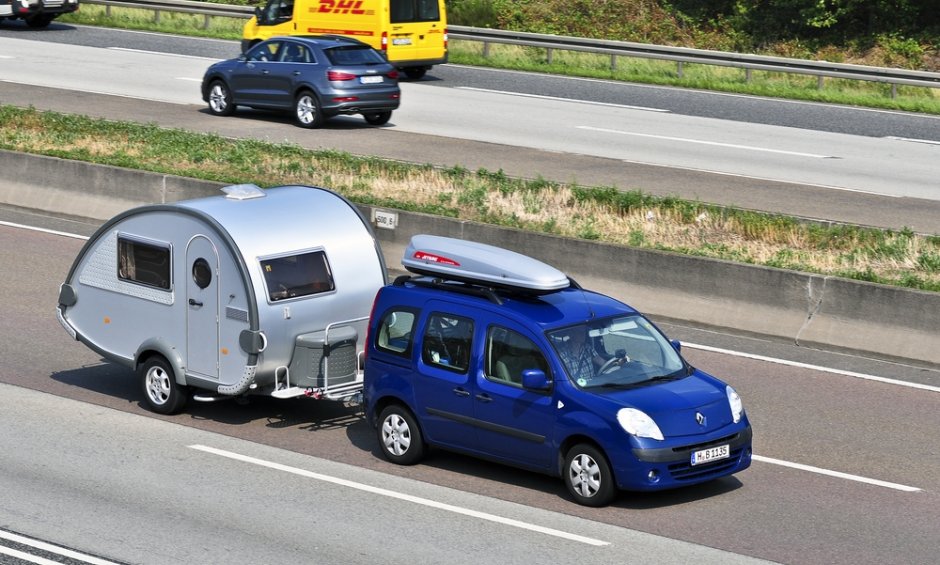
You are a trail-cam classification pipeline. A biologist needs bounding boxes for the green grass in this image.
[3,105,939,292]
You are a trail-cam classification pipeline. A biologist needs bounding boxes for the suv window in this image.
[485,327,548,387]
[325,46,387,65]
[375,308,418,356]
[421,313,473,373]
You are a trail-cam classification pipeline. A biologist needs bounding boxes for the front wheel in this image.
[564,443,617,507]
[294,91,324,129]
[363,111,392,126]
[140,355,188,415]
[207,80,235,116]
[377,405,425,465]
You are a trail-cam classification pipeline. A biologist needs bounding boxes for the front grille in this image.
[672,433,740,454]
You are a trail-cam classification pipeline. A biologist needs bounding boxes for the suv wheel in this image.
[207,80,235,116]
[294,91,324,129]
[564,443,616,507]
[377,405,425,465]
[363,111,392,126]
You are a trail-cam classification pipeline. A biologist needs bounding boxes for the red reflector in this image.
[332,96,360,102]
[387,70,399,80]
[327,71,356,81]
[390,94,400,99]
[413,251,460,267]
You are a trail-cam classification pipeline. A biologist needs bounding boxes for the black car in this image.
[201,35,401,128]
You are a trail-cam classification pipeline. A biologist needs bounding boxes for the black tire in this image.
[294,91,324,129]
[564,443,617,507]
[403,67,427,80]
[363,111,392,126]
[25,15,54,28]
[139,355,188,415]
[377,405,425,465]
[207,80,235,116]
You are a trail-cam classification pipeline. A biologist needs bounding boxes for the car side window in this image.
[248,41,279,62]
[375,308,418,357]
[421,313,473,373]
[279,43,309,63]
[485,326,548,387]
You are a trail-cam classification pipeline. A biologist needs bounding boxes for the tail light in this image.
[328,70,357,81]
[381,31,388,53]
[444,27,448,50]
[387,70,399,80]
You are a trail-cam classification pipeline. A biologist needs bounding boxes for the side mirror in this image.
[521,369,551,391]
[671,339,682,352]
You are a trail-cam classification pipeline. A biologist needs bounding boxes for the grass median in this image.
[3,105,938,292]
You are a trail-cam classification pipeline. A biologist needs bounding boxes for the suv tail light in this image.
[328,70,357,81]
[387,70,399,80]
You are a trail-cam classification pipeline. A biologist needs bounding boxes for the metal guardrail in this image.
[83,0,940,96]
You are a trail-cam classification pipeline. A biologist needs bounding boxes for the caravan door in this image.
[186,235,221,380]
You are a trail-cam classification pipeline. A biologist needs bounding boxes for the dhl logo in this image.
[316,0,368,15]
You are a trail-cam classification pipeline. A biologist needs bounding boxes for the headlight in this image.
[727,385,744,423]
[617,408,664,440]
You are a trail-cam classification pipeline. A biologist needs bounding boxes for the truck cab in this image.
[363,235,752,506]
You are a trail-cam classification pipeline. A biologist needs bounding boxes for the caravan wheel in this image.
[140,355,188,415]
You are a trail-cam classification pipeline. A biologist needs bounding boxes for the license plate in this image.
[690,444,730,466]
[360,76,383,84]
[392,38,412,46]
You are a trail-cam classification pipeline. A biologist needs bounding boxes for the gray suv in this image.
[201,35,401,128]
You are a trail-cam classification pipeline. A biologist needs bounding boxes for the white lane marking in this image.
[456,86,670,112]
[684,342,940,394]
[752,455,921,492]
[106,46,220,62]
[885,136,940,146]
[0,220,89,239]
[0,530,123,565]
[578,125,835,158]
[189,444,610,546]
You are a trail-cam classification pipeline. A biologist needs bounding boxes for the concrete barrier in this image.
[3,150,938,367]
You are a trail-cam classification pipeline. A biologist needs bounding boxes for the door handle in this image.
[475,394,492,403]
[453,388,470,397]
[188,299,203,307]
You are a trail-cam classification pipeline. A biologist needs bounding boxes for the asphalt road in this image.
[1,23,939,233]
[2,214,939,565]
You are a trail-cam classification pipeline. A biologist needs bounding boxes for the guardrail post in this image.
[546,47,553,65]
[817,75,824,90]
[745,68,752,83]
[610,54,616,71]
[482,41,490,58]
[154,9,161,24]
[204,14,210,29]
[891,83,898,99]
[677,61,683,79]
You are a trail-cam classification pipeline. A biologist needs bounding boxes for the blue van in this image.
[363,235,752,506]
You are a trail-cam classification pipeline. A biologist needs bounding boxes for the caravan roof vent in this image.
[402,235,570,294]
[221,184,266,200]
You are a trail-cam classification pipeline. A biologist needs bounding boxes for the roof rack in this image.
[394,275,505,305]
[401,235,571,295]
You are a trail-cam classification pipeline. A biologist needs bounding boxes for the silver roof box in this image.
[402,234,570,293]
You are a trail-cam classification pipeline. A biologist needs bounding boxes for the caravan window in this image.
[260,249,335,302]
[118,236,171,290]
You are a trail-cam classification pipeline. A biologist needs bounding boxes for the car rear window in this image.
[324,46,387,66]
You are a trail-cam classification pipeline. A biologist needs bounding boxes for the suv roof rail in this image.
[393,274,505,305]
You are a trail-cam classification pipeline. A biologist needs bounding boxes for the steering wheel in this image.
[598,355,629,375]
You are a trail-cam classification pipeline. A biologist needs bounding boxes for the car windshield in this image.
[548,315,687,390]
[325,46,387,66]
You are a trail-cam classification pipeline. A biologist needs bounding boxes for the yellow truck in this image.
[243,0,447,80]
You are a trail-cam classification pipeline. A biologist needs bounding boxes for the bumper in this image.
[321,92,401,116]
[3,0,79,18]
[611,424,753,491]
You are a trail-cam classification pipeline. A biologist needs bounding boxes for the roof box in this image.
[402,235,570,293]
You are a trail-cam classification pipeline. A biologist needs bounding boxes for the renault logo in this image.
[696,412,706,426]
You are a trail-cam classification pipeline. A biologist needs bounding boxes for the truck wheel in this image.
[294,91,324,129]
[377,405,424,465]
[363,111,392,126]
[207,80,235,116]
[564,443,617,507]
[140,355,188,415]
[403,68,427,80]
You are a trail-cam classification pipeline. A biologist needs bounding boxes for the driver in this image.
[556,325,621,383]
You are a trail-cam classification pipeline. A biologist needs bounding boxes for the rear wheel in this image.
[564,443,617,507]
[377,405,425,465]
[363,111,392,126]
[403,67,427,80]
[140,355,188,415]
[207,80,235,116]
[294,91,324,129]
[25,14,55,28]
